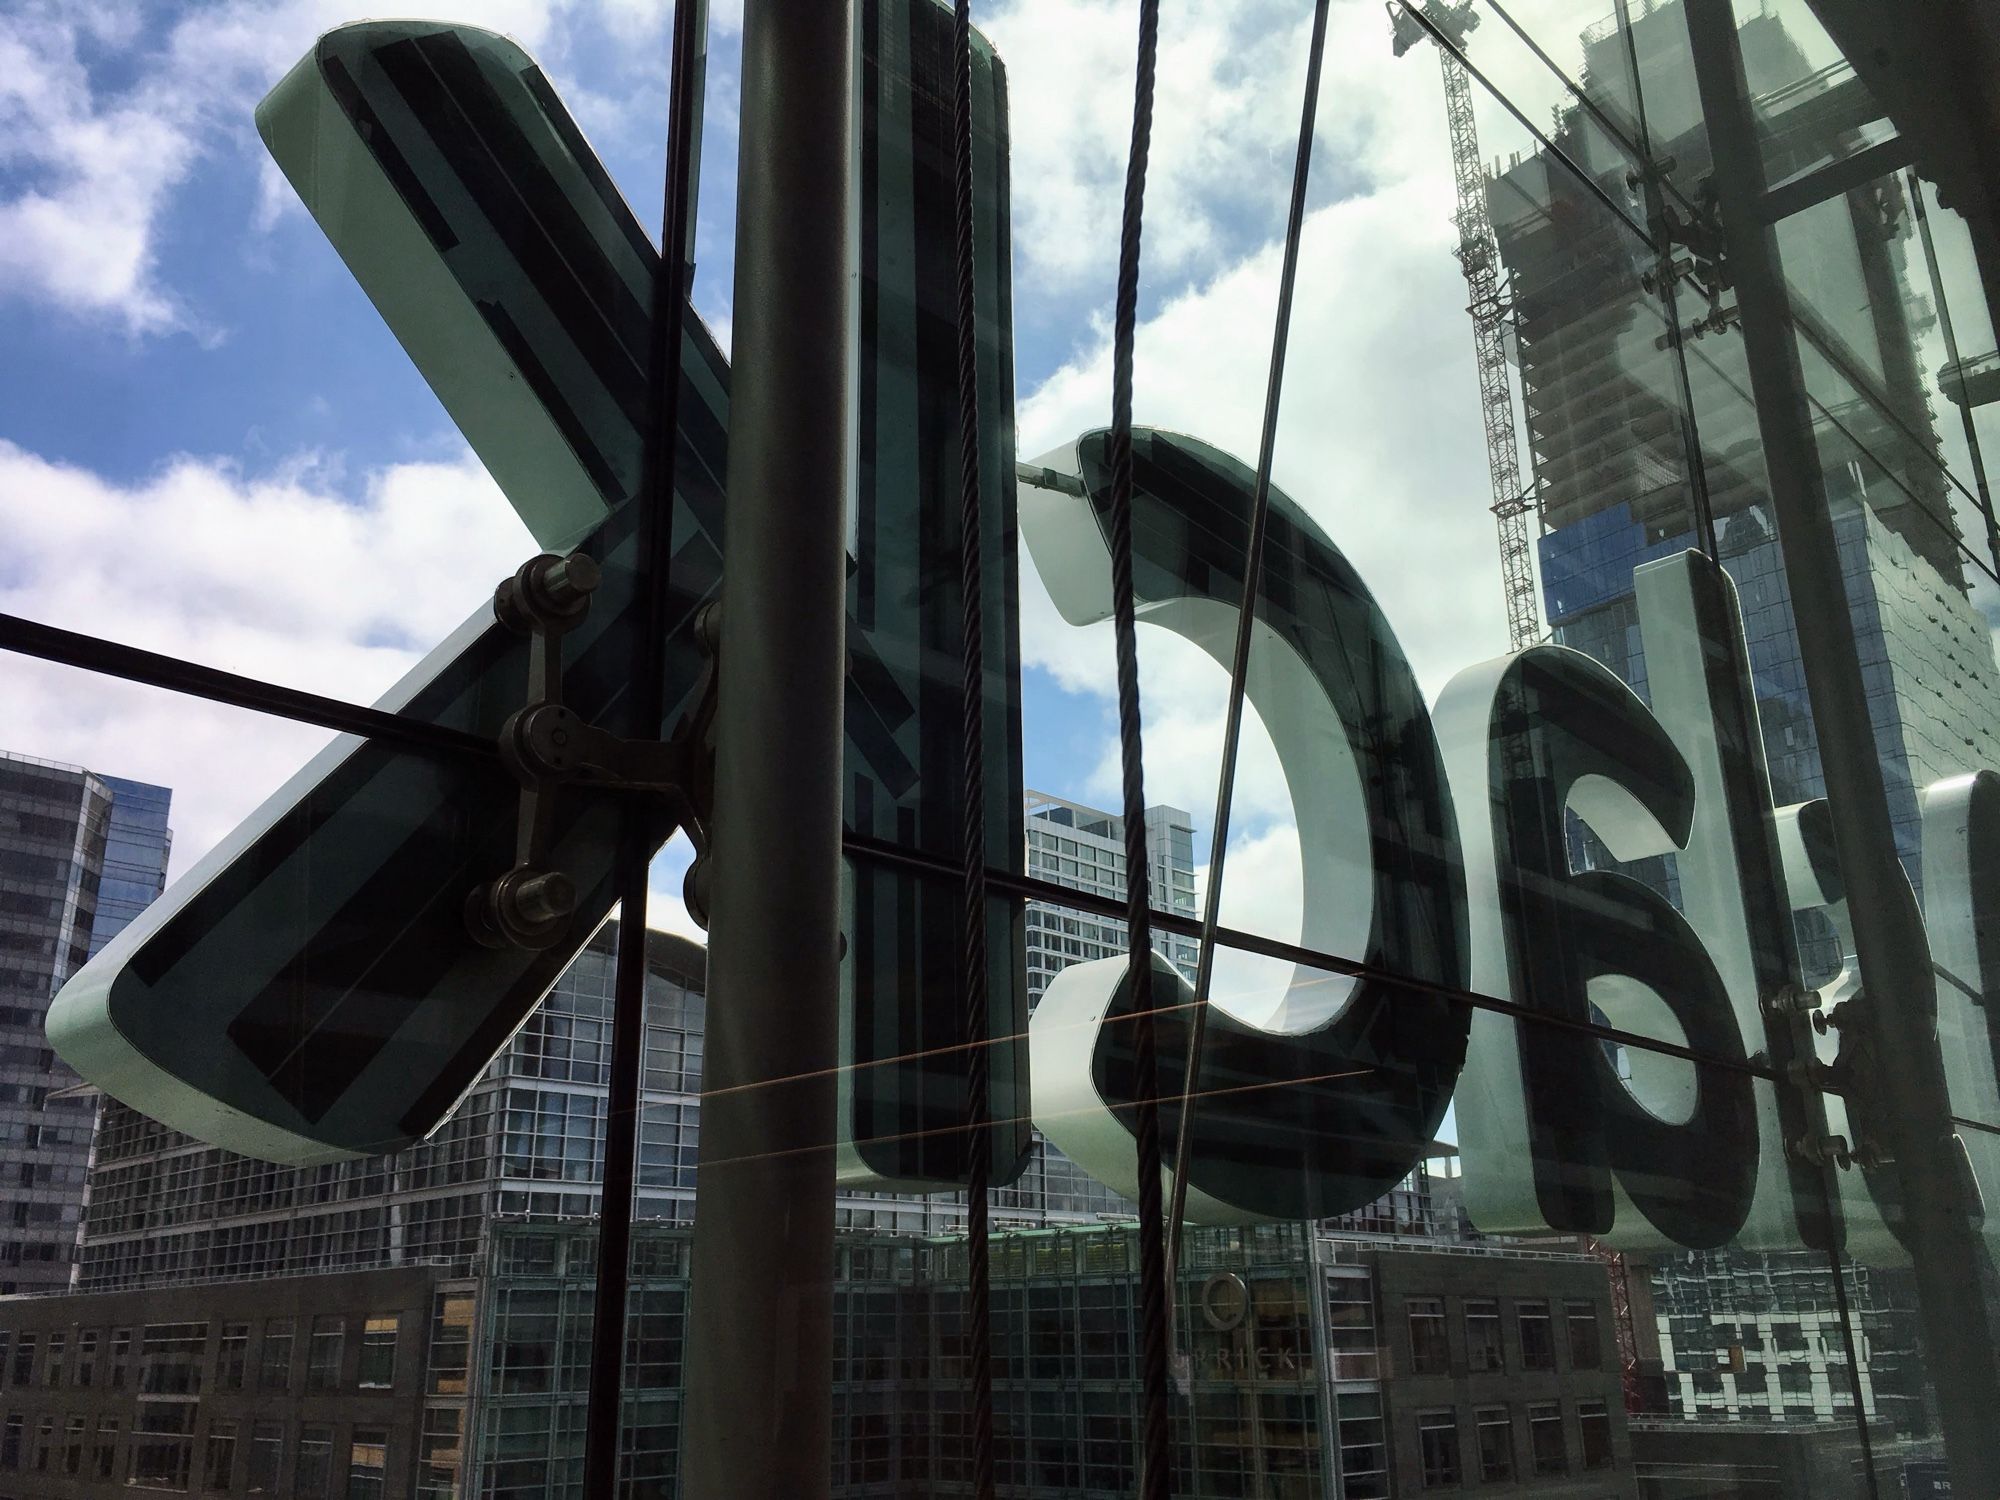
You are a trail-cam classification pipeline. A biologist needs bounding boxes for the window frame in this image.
[1517,1300,1555,1373]
[1416,1408,1462,1489]
[1474,1405,1513,1483]
[1407,1295,1451,1377]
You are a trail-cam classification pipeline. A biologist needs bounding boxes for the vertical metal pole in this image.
[680,1,852,1496]
[1684,6,2000,1495]
[580,0,708,1491]
[1615,0,1718,562]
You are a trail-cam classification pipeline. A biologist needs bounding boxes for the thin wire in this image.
[1104,0,1172,1490]
[692,1065,1378,1174]
[839,831,1794,1083]
[579,0,707,1488]
[949,0,996,1494]
[1163,0,1331,1348]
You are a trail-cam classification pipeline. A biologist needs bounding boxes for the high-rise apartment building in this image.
[0,754,171,1296]
[1022,791,1200,1005]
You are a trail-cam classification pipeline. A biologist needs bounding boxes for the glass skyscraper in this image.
[0,751,172,1296]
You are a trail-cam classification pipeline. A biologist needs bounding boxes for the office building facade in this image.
[0,1210,1633,1500]
[0,754,171,1296]
[1023,791,1200,1005]
[4,784,1636,1497]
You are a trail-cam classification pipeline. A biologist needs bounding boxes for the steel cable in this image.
[1105,0,1174,1492]
[950,0,997,1495]
[580,0,707,1489]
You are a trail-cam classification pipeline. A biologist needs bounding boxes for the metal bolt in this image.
[508,870,575,927]
[466,866,577,950]
[495,551,601,634]
[536,551,601,610]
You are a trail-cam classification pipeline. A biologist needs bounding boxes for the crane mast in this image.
[1440,58,1540,651]
[1394,2,1541,650]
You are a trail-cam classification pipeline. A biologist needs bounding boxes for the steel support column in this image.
[1684,6,2000,1494]
[679,1,853,1495]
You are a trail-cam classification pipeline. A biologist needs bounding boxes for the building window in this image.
[75,1329,98,1388]
[218,1323,249,1391]
[44,1331,64,1387]
[259,1319,294,1391]
[246,1422,284,1494]
[1475,1406,1513,1483]
[10,1334,32,1386]
[63,1415,84,1475]
[1418,1410,1461,1488]
[1579,1399,1612,1470]
[139,1323,206,1396]
[110,1328,132,1389]
[1529,1403,1567,1476]
[1566,1300,1602,1370]
[93,1416,119,1480]
[428,1293,474,1395]
[1337,1392,1388,1500]
[129,1402,194,1491]
[491,1288,561,1394]
[1,1413,20,1469]
[418,1407,464,1500]
[297,1424,334,1500]
[32,1414,53,1472]
[348,1428,388,1500]
[307,1317,345,1391]
[203,1420,237,1491]
[1407,1297,1450,1375]
[358,1315,398,1390]
[1464,1299,1503,1372]
[1518,1301,1555,1372]
[1324,1271,1378,1381]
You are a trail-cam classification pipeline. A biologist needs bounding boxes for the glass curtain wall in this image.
[2,0,1999,1496]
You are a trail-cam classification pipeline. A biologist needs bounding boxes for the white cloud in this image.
[645,832,705,941]
[0,0,586,335]
[0,438,534,874]
[1006,9,1518,960]
[0,7,198,335]
[0,433,709,935]
[984,0,1460,314]
[1015,172,1508,797]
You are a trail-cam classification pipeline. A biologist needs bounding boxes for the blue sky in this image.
[0,0,1544,1007]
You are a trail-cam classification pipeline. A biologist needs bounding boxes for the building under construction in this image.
[1413,0,2000,1486]
[1470,0,2000,876]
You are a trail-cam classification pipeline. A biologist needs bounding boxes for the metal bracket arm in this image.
[467,552,719,948]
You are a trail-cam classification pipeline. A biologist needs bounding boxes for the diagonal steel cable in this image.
[1162,0,1333,1346]
[580,0,708,1490]
[1104,0,1173,1492]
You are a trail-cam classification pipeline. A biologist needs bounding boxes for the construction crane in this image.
[1391,1,1541,651]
